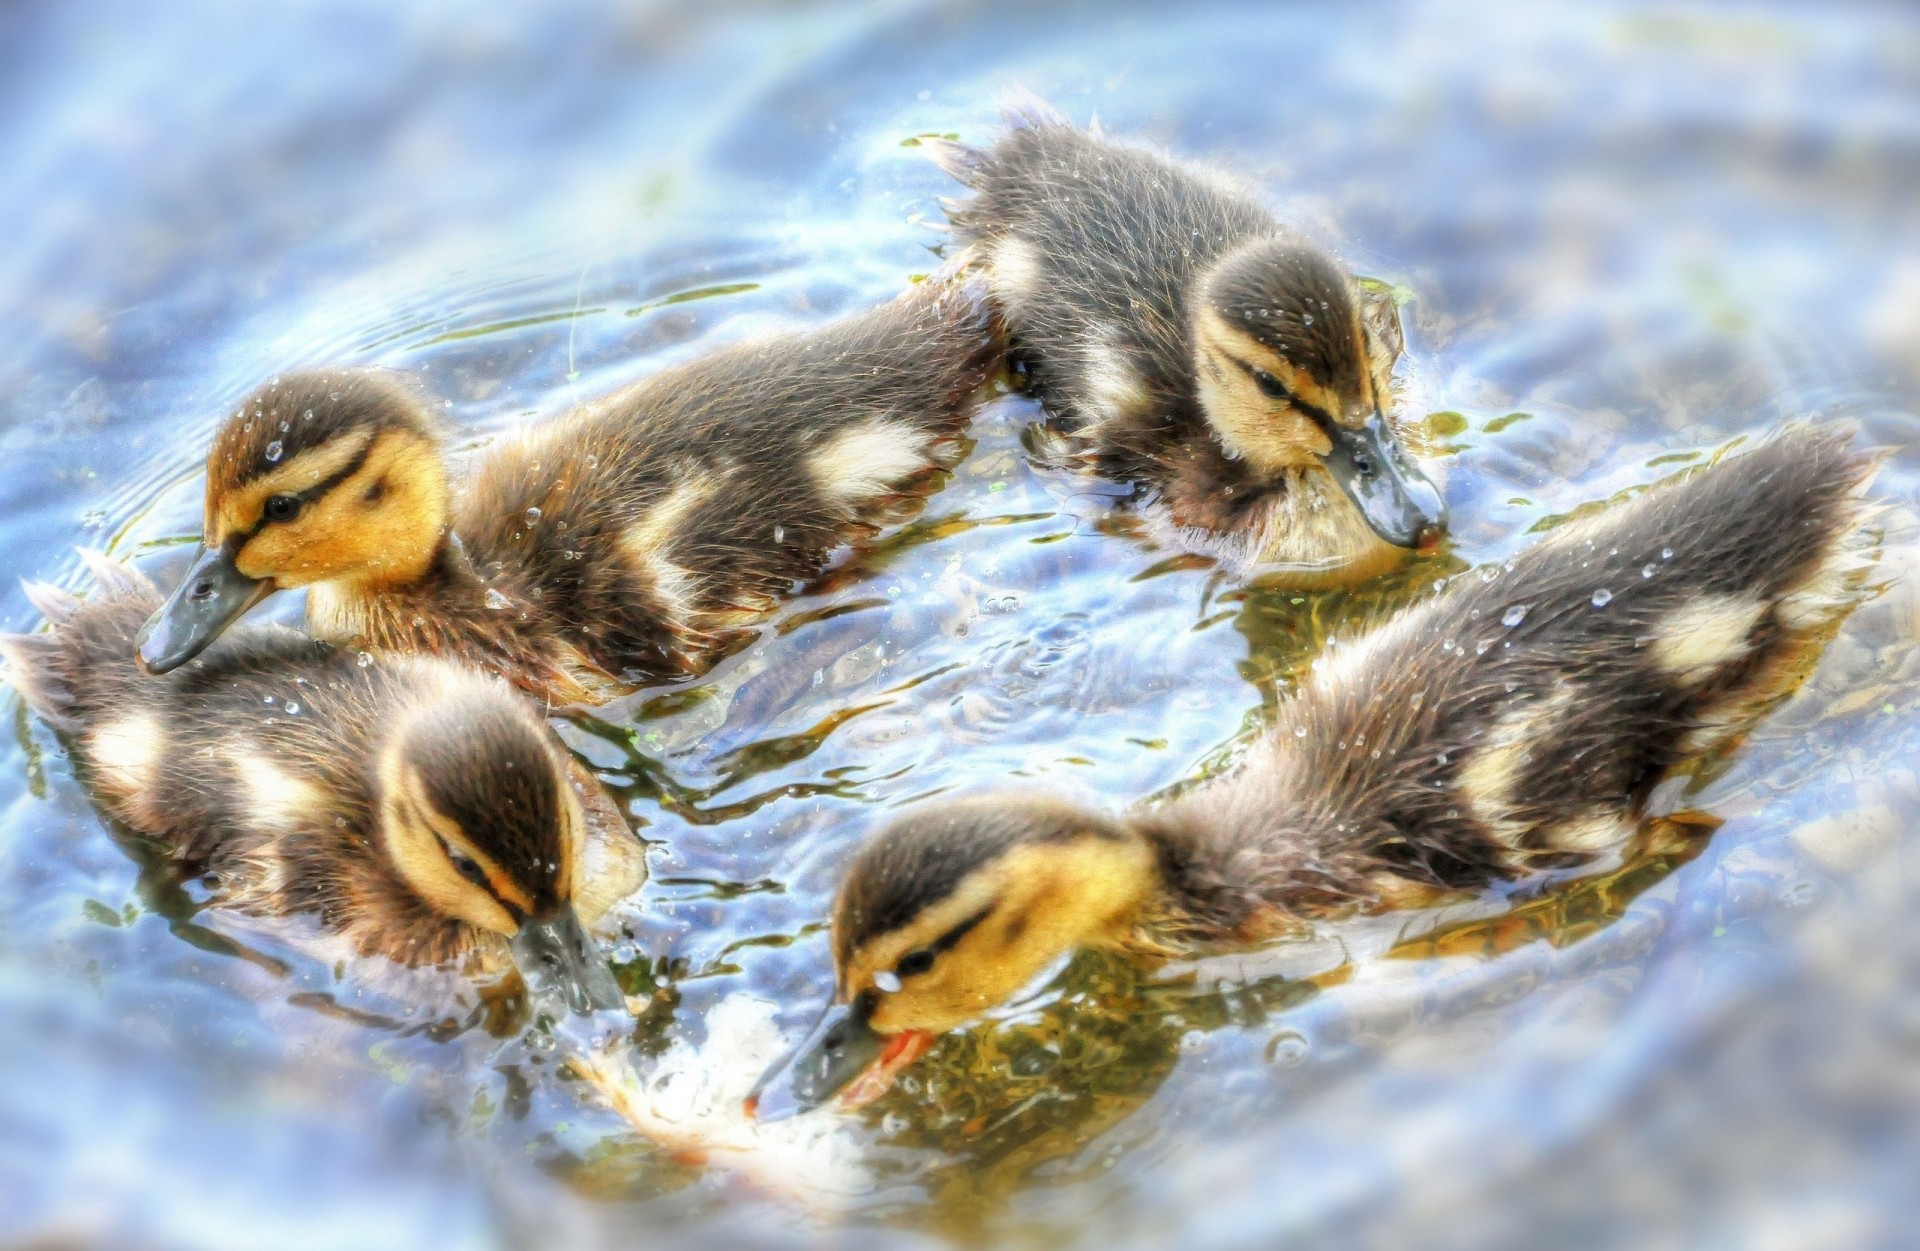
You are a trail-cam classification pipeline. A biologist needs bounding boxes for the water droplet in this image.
[1409,691,1425,709]
[1301,312,1314,326]
[524,507,542,524]
[1293,725,1307,738]
[1661,547,1673,560]
[873,970,902,994]
[1501,604,1528,628]
[264,440,283,463]
[484,588,511,611]
[1591,588,1614,608]
[1475,638,1495,655]
[1642,563,1657,579]
[357,652,374,668]
[773,525,785,543]
[1435,752,1449,765]
[284,702,300,715]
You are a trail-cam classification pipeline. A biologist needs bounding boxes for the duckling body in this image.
[5,556,644,1007]
[753,427,1879,1114]
[138,276,1000,702]
[927,99,1442,580]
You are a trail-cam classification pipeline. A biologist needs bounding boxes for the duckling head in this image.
[1192,238,1444,548]
[749,795,1156,1120]
[136,370,450,674]
[376,674,622,1014]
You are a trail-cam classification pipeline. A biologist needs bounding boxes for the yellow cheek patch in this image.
[849,834,1157,1037]
[231,429,448,588]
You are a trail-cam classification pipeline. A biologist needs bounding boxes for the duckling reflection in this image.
[3,554,645,1010]
[927,95,1443,582]
[754,427,1879,1113]
[136,274,1001,703]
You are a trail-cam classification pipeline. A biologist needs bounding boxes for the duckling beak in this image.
[510,902,624,1015]
[135,544,272,675]
[1320,411,1447,548]
[749,991,937,1122]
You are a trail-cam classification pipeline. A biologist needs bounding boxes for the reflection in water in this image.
[1,1,1919,1248]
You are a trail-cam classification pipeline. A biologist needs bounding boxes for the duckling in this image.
[3,554,647,1011]
[134,275,1000,702]
[751,426,1879,1114]
[925,96,1443,582]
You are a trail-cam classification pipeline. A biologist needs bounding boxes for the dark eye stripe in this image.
[930,904,994,955]
[422,818,522,923]
[232,439,376,545]
[1236,359,1337,431]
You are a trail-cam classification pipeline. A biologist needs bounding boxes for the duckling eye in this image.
[263,494,302,524]
[895,949,936,978]
[1251,370,1289,402]
[446,849,489,890]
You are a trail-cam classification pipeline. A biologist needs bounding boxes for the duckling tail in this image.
[75,547,158,599]
[0,628,77,732]
[997,86,1071,133]
[922,136,985,187]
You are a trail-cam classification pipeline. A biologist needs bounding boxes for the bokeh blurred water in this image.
[2,2,1919,1248]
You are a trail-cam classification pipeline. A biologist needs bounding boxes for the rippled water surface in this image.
[4,3,1920,1248]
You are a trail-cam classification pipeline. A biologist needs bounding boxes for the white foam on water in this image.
[570,994,873,1209]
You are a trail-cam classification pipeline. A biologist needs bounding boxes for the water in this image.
[3,2,1919,1248]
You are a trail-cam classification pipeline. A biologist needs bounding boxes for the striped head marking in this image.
[205,370,450,590]
[1194,239,1443,548]
[377,678,583,935]
[375,673,619,1011]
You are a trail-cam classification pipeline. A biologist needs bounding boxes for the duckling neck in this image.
[1123,807,1332,947]
[307,534,487,641]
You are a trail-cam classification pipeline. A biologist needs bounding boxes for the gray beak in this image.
[509,903,624,1015]
[135,544,272,674]
[747,993,885,1123]
[1321,412,1447,548]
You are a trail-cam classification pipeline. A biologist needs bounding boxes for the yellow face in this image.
[210,426,449,590]
[1192,305,1380,476]
[837,835,1157,1036]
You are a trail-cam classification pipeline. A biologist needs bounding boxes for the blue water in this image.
[2,2,1918,1248]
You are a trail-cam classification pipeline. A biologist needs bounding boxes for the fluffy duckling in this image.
[4,555,646,1011]
[752,427,1879,1114]
[927,97,1443,581]
[135,276,1000,702]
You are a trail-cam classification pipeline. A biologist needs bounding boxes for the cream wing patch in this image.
[985,235,1044,317]
[807,418,934,505]
[86,713,163,801]
[1455,688,1577,856]
[1650,593,1765,684]
[1079,329,1150,431]
[1550,811,1635,854]
[228,748,325,833]
[621,475,717,630]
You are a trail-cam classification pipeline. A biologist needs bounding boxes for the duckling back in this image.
[1149,427,1880,932]
[932,103,1272,440]
[360,274,1003,688]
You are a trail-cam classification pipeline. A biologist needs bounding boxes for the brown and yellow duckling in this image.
[751,426,1879,1114]
[927,96,1443,582]
[4,554,646,1011]
[135,274,1000,703]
